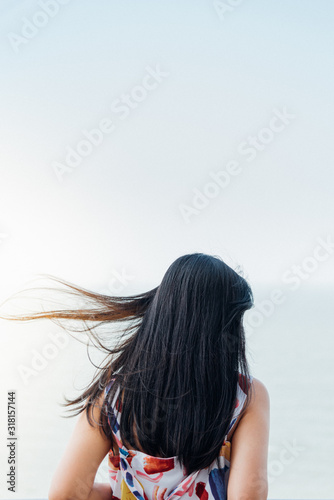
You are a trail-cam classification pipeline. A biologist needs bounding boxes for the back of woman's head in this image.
[109,253,254,473]
[0,252,254,475]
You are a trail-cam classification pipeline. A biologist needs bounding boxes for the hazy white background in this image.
[0,0,333,498]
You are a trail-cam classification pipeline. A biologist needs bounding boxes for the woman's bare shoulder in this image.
[247,377,270,411]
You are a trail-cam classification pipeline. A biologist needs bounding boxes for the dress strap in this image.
[104,378,123,448]
[225,374,253,441]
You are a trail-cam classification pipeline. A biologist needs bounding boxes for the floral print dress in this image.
[104,373,253,500]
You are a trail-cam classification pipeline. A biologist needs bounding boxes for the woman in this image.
[3,253,270,500]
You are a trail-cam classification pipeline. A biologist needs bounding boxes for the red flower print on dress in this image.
[195,482,208,500]
[143,456,175,474]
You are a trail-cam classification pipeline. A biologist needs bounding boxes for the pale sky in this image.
[0,0,333,302]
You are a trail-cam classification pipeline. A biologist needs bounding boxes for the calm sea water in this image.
[0,286,333,499]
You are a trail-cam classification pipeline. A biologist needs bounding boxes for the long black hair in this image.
[1,253,254,474]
